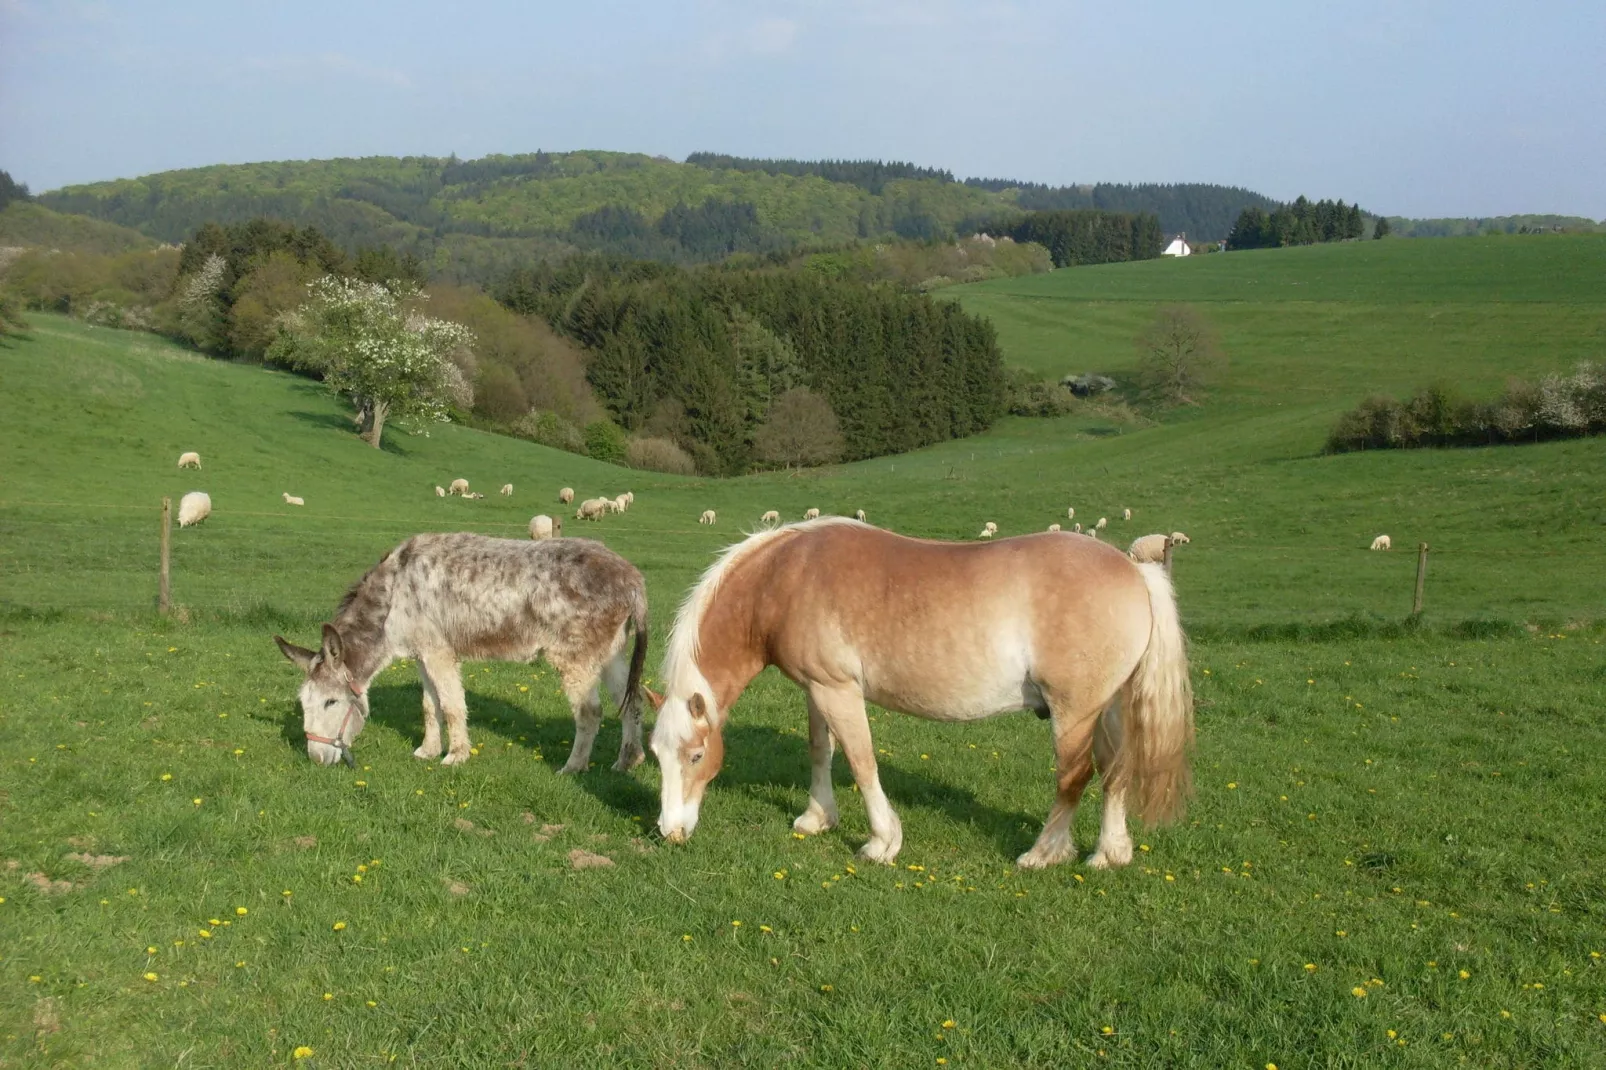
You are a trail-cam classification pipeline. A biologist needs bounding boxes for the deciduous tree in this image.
[752,387,845,468]
[1136,305,1225,406]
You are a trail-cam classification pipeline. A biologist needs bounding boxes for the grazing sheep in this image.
[577,498,608,521]
[983,521,997,534]
[1127,533,1180,564]
[613,495,629,513]
[435,486,446,497]
[1074,523,1082,533]
[1170,532,1191,546]
[465,492,486,500]
[854,509,867,522]
[282,493,305,506]
[449,479,470,496]
[529,514,555,540]
[1122,508,1132,521]
[1066,507,1075,521]
[1370,534,1391,551]
[804,508,821,520]
[1089,527,1100,540]
[761,510,780,525]
[978,528,993,539]
[559,487,575,504]
[1048,523,1061,532]
[624,491,634,504]
[500,484,513,496]
[699,509,717,525]
[1095,517,1107,531]
[178,491,211,528]
[177,451,201,470]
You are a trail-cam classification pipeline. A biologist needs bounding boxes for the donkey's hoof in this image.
[556,760,586,775]
[441,749,472,767]
[611,747,644,772]
[413,745,442,761]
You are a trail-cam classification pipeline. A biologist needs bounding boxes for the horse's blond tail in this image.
[1120,562,1195,825]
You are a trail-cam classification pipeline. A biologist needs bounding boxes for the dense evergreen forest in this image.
[988,209,1164,266]
[1227,196,1368,249]
[965,178,1278,243]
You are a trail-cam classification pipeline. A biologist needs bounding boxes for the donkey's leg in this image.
[556,667,605,775]
[1018,694,1101,869]
[413,657,446,760]
[601,645,643,772]
[792,696,839,835]
[1087,700,1134,870]
[422,654,473,766]
[811,683,901,863]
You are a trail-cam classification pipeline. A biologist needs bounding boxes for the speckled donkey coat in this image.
[277,532,648,771]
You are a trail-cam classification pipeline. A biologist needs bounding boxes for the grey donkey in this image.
[275,532,649,772]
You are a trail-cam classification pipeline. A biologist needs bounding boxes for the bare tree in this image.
[1136,305,1225,405]
[752,387,845,468]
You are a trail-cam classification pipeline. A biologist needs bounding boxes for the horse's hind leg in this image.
[1018,695,1101,869]
[810,683,901,863]
[601,645,643,772]
[792,696,839,835]
[1087,701,1134,870]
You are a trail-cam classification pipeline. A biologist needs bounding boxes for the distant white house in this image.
[1162,233,1191,257]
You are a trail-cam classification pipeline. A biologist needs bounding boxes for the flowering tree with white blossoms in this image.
[269,276,475,449]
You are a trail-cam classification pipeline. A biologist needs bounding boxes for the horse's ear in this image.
[688,692,708,725]
[320,624,344,667]
[275,635,316,673]
[643,687,665,712]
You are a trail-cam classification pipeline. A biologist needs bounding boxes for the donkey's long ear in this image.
[643,687,665,712]
[274,635,317,674]
[320,624,345,667]
[687,692,708,725]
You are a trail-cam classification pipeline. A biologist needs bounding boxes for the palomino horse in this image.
[648,518,1193,868]
[275,532,649,772]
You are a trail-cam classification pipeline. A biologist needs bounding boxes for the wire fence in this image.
[2,499,1601,627]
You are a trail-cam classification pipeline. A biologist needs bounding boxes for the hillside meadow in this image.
[2,235,1604,1066]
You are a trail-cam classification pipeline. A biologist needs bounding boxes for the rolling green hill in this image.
[2,236,1604,1066]
[0,201,157,255]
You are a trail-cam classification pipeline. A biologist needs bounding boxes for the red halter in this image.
[306,683,366,767]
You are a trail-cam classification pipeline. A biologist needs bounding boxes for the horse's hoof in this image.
[858,840,900,865]
[1017,844,1073,869]
[792,808,838,835]
[1087,846,1133,870]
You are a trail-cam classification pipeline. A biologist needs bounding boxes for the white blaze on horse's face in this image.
[648,690,724,843]
[274,626,367,766]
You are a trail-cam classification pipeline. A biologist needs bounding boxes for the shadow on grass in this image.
[286,410,414,457]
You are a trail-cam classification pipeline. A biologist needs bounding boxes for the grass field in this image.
[3,236,1605,1066]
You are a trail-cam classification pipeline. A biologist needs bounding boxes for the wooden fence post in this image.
[554,515,563,538]
[1412,542,1429,616]
[1162,536,1175,577]
[158,497,172,615]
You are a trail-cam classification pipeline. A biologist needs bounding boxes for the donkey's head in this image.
[647,688,725,843]
[274,624,369,767]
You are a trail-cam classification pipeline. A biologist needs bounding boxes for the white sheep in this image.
[449,478,470,496]
[612,494,629,513]
[282,493,305,506]
[1066,507,1075,521]
[983,521,997,534]
[559,487,575,504]
[435,486,446,498]
[1095,517,1107,531]
[699,509,717,525]
[577,498,608,521]
[1370,534,1391,551]
[177,452,201,470]
[1122,508,1132,521]
[1127,533,1183,563]
[623,491,634,505]
[1048,523,1061,532]
[804,508,821,520]
[178,491,211,528]
[761,510,780,525]
[1074,523,1082,533]
[500,484,513,496]
[854,509,867,522]
[1089,527,1100,540]
[978,528,993,539]
[529,515,555,539]
[464,492,486,500]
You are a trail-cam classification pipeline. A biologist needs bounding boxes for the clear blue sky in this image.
[2,0,1602,218]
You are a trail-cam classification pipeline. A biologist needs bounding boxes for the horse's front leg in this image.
[811,683,901,864]
[792,697,839,835]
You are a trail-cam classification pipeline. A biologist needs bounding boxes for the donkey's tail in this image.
[1119,562,1195,825]
[621,586,650,719]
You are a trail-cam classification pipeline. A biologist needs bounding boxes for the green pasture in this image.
[3,236,1605,1065]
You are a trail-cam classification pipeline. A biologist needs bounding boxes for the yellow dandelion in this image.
[282,890,292,897]
[942,1019,956,1029]
[146,946,157,954]
[367,1000,377,1008]
[1304,963,1317,972]
[1227,782,1238,789]
[235,961,245,968]
[235,907,247,916]
[759,925,773,933]
[682,934,692,942]
[937,1060,948,1066]
[352,875,363,883]
[1500,1010,1511,1019]
[1267,1064,1278,1070]
[1387,1030,1397,1039]
[1101,1025,1114,1035]
[198,929,212,938]
[1352,987,1368,998]
[192,798,202,805]
[773,870,787,879]
[819,984,833,992]
[333,921,347,931]
[161,773,172,781]
[143,972,158,982]
[322,992,333,1001]
[293,1046,314,1060]
[1459,969,1470,979]
[731,920,742,928]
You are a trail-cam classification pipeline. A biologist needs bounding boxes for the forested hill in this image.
[38,151,1275,280]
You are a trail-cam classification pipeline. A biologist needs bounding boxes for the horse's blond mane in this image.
[660,517,864,698]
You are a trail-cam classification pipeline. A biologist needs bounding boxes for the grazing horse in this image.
[275,532,649,773]
[648,518,1193,868]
